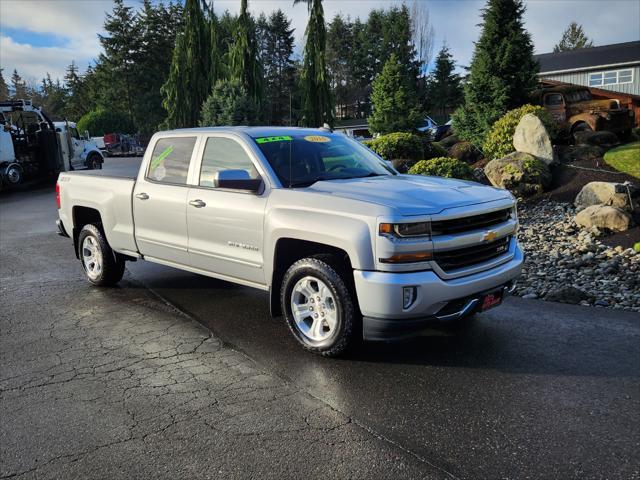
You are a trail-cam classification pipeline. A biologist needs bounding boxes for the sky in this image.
[1,0,639,85]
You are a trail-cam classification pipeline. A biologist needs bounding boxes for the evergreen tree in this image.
[368,54,423,135]
[327,14,353,119]
[63,61,87,120]
[425,45,463,120]
[228,0,262,109]
[452,0,538,147]
[295,0,333,128]
[554,22,593,52]
[98,0,141,126]
[162,0,211,128]
[40,73,67,119]
[0,69,9,101]
[10,69,27,99]
[200,79,257,126]
[257,10,295,125]
[136,0,184,133]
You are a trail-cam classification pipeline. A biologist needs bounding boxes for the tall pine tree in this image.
[257,9,295,125]
[452,0,538,147]
[228,0,262,110]
[0,69,9,101]
[554,22,593,52]
[368,54,423,134]
[425,45,463,121]
[162,0,211,128]
[295,0,333,128]
[10,70,27,100]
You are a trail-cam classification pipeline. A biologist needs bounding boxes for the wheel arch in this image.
[269,238,355,318]
[71,206,103,258]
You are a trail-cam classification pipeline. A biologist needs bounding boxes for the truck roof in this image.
[160,126,336,138]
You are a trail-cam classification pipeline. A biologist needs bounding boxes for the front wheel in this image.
[86,153,102,170]
[281,257,359,357]
[78,224,125,286]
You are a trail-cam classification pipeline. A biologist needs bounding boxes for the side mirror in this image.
[84,130,90,140]
[215,169,262,192]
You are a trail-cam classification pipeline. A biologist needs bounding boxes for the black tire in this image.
[5,164,23,185]
[86,153,102,170]
[281,256,358,357]
[77,224,125,286]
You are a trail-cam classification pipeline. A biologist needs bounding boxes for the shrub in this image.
[482,104,558,160]
[77,109,134,136]
[365,132,424,161]
[408,157,474,180]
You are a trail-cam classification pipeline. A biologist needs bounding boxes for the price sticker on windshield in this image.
[304,135,331,143]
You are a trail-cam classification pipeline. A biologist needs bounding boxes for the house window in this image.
[589,69,634,87]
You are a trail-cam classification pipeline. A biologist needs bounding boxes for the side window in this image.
[70,127,81,140]
[199,137,259,187]
[544,93,564,106]
[147,137,196,185]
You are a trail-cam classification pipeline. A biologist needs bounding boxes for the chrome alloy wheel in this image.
[82,235,103,280]
[290,276,338,342]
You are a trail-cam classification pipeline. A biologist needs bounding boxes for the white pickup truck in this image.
[56,127,523,356]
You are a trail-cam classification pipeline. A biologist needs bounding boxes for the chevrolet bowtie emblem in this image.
[483,230,498,242]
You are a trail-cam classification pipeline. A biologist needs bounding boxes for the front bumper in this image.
[354,243,523,340]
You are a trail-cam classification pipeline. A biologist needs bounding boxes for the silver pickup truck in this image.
[56,127,523,356]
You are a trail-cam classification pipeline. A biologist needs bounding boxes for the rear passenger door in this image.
[133,136,198,266]
[186,135,268,287]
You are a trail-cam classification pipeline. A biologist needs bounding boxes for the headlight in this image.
[379,222,430,238]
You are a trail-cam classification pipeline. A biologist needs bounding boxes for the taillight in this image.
[55,182,61,209]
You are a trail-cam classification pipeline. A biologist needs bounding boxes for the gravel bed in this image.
[515,199,640,312]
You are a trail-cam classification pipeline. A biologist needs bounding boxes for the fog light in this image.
[403,286,417,310]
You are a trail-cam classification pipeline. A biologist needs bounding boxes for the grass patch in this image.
[604,142,640,178]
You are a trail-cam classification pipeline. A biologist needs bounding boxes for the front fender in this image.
[264,207,376,285]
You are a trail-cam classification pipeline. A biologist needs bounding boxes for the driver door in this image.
[186,135,268,286]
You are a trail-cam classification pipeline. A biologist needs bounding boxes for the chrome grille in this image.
[431,208,511,236]
[434,236,511,272]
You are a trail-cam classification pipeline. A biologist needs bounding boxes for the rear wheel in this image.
[281,256,358,357]
[5,164,23,185]
[78,224,125,286]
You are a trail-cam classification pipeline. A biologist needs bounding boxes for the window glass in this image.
[70,127,80,140]
[618,69,632,83]
[604,71,617,85]
[199,137,259,187]
[544,93,563,106]
[253,134,394,188]
[147,137,196,185]
[589,73,602,86]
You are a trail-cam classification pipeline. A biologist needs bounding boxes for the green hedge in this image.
[77,109,134,136]
[364,132,424,161]
[408,157,474,180]
[482,104,558,160]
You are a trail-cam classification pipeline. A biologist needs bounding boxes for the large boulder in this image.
[575,181,633,211]
[557,144,603,164]
[448,141,482,164]
[513,113,554,165]
[575,204,631,232]
[484,152,552,197]
[573,130,619,149]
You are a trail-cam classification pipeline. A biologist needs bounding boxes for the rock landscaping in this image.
[515,199,640,312]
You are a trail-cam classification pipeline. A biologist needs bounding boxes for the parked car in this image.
[427,120,453,141]
[56,127,522,356]
[531,85,635,137]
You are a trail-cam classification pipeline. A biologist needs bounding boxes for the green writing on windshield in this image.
[255,136,292,144]
[150,145,174,170]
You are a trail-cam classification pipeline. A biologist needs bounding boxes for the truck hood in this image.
[569,98,622,113]
[307,174,512,216]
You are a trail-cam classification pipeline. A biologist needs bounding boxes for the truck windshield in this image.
[252,133,395,187]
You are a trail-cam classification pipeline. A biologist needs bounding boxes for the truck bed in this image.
[69,161,139,179]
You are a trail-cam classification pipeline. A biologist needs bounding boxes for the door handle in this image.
[189,199,206,208]
[135,192,149,200]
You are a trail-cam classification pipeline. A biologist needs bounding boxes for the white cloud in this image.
[0,0,111,82]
